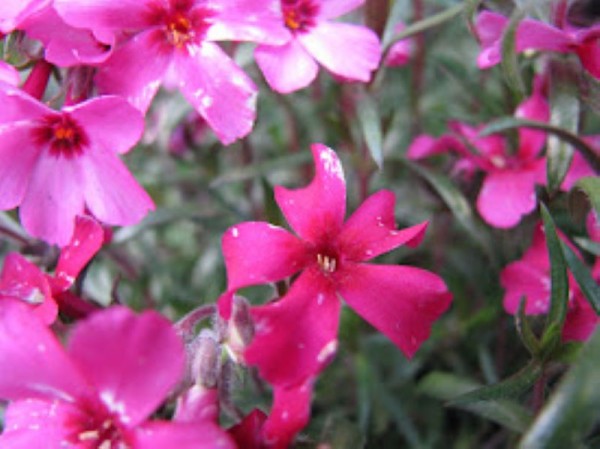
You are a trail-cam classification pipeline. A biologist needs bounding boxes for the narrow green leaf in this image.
[519,330,600,449]
[420,371,533,433]
[540,204,569,335]
[501,9,526,100]
[574,176,600,213]
[561,241,600,314]
[516,297,541,356]
[574,237,600,257]
[447,361,541,406]
[357,92,384,169]
[479,118,600,173]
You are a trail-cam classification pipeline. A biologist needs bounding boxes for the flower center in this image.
[68,399,133,449]
[317,253,337,273]
[166,13,195,47]
[33,114,89,159]
[281,0,319,32]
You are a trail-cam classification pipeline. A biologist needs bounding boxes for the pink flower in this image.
[475,10,600,79]
[0,60,20,85]
[501,223,599,342]
[220,143,452,386]
[385,22,413,67]
[0,82,154,246]
[0,0,47,33]
[0,302,235,448]
[54,0,287,145]
[408,77,550,228]
[255,0,381,93]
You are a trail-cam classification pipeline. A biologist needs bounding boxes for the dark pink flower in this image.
[0,302,235,448]
[475,10,600,79]
[385,22,413,67]
[0,83,154,246]
[54,0,287,144]
[408,77,550,228]
[501,223,599,342]
[220,144,452,386]
[255,0,381,93]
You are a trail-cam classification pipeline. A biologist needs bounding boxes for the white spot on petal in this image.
[317,340,338,363]
[231,227,239,238]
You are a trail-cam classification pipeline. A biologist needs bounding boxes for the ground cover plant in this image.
[0,0,599,447]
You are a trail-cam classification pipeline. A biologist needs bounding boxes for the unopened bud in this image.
[225,295,255,362]
[189,329,220,389]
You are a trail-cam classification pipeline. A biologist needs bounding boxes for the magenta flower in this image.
[501,223,599,342]
[0,83,154,246]
[475,11,600,79]
[0,302,235,448]
[385,23,414,67]
[54,0,287,144]
[0,0,47,33]
[220,144,452,386]
[408,77,550,228]
[254,0,381,93]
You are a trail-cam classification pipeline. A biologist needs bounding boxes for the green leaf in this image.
[357,91,384,169]
[516,297,541,356]
[420,371,533,433]
[574,176,600,213]
[501,8,526,100]
[519,330,600,448]
[561,241,600,314]
[574,237,600,257]
[479,118,600,173]
[540,204,569,336]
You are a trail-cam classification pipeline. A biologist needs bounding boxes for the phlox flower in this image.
[220,143,452,387]
[54,0,288,144]
[408,78,551,228]
[254,0,381,93]
[0,82,154,246]
[501,223,599,342]
[475,10,600,79]
[0,302,236,448]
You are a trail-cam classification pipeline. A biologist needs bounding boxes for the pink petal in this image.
[475,11,508,68]
[0,0,47,32]
[562,296,599,342]
[244,271,341,387]
[337,190,428,261]
[337,263,452,358]
[0,60,20,85]
[0,82,50,123]
[275,143,346,243]
[228,409,267,449]
[407,134,466,160]
[53,216,104,292]
[561,151,595,191]
[318,0,366,20]
[0,398,81,448]
[516,18,574,53]
[0,299,87,401]
[222,222,309,291]
[53,0,151,31]
[95,30,170,113]
[476,163,544,229]
[255,39,319,94]
[136,421,236,449]
[79,145,154,227]
[67,95,144,155]
[173,42,257,145]
[500,260,550,315]
[515,79,550,159]
[576,40,600,79]
[20,153,85,246]
[67,306,186,426]
[0,123,41,210]
[0,253,56,324]
[299,21,381,82]
[262,381,313,449]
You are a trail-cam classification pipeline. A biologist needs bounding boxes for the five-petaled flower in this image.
[220,143,452,387]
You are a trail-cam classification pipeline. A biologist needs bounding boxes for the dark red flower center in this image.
[67,399,133,449]
[33,114,89,159]
[281,0,319,33]
[316,252,338,274]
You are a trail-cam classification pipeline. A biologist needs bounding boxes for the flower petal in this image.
[515,77,549,159]
[562,295,599,342]
[244,271,340,387]
[67,96,144,155]
[228,409,267,449]
[275,143,346,242]
[67,306,186,426]
[476,163,544,229]
[500,260,550,315]
[53,216,104,293]
[173,42,257,145]
[136,420,236,449]
[0,60,20,85]
[54,0,150,31]
[0,299,87,401]
[298,21,380,82]
[337,190,428,261]
[0,83,50,123]
[95,29,170,113]
[255,39,319,93]
[80,145,154,227]
[318,0,366,20]
[222,222,309,291]
[20,153,85,246]
[338,263,452,358]
[0,253,56,324]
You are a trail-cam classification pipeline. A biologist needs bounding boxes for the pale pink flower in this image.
[220,144,452,387]
[0,302,235,448]
[0,83,154,246]
[255,0,382,93]
[54,0,288,144]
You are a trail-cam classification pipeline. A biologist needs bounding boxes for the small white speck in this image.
[317,293,325,305]
[317,340,338,363]
[231,227,239,238]
[281,411,289,421]
[319,148,344,180]
[72,240,80,247]
[37,343,46,353]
